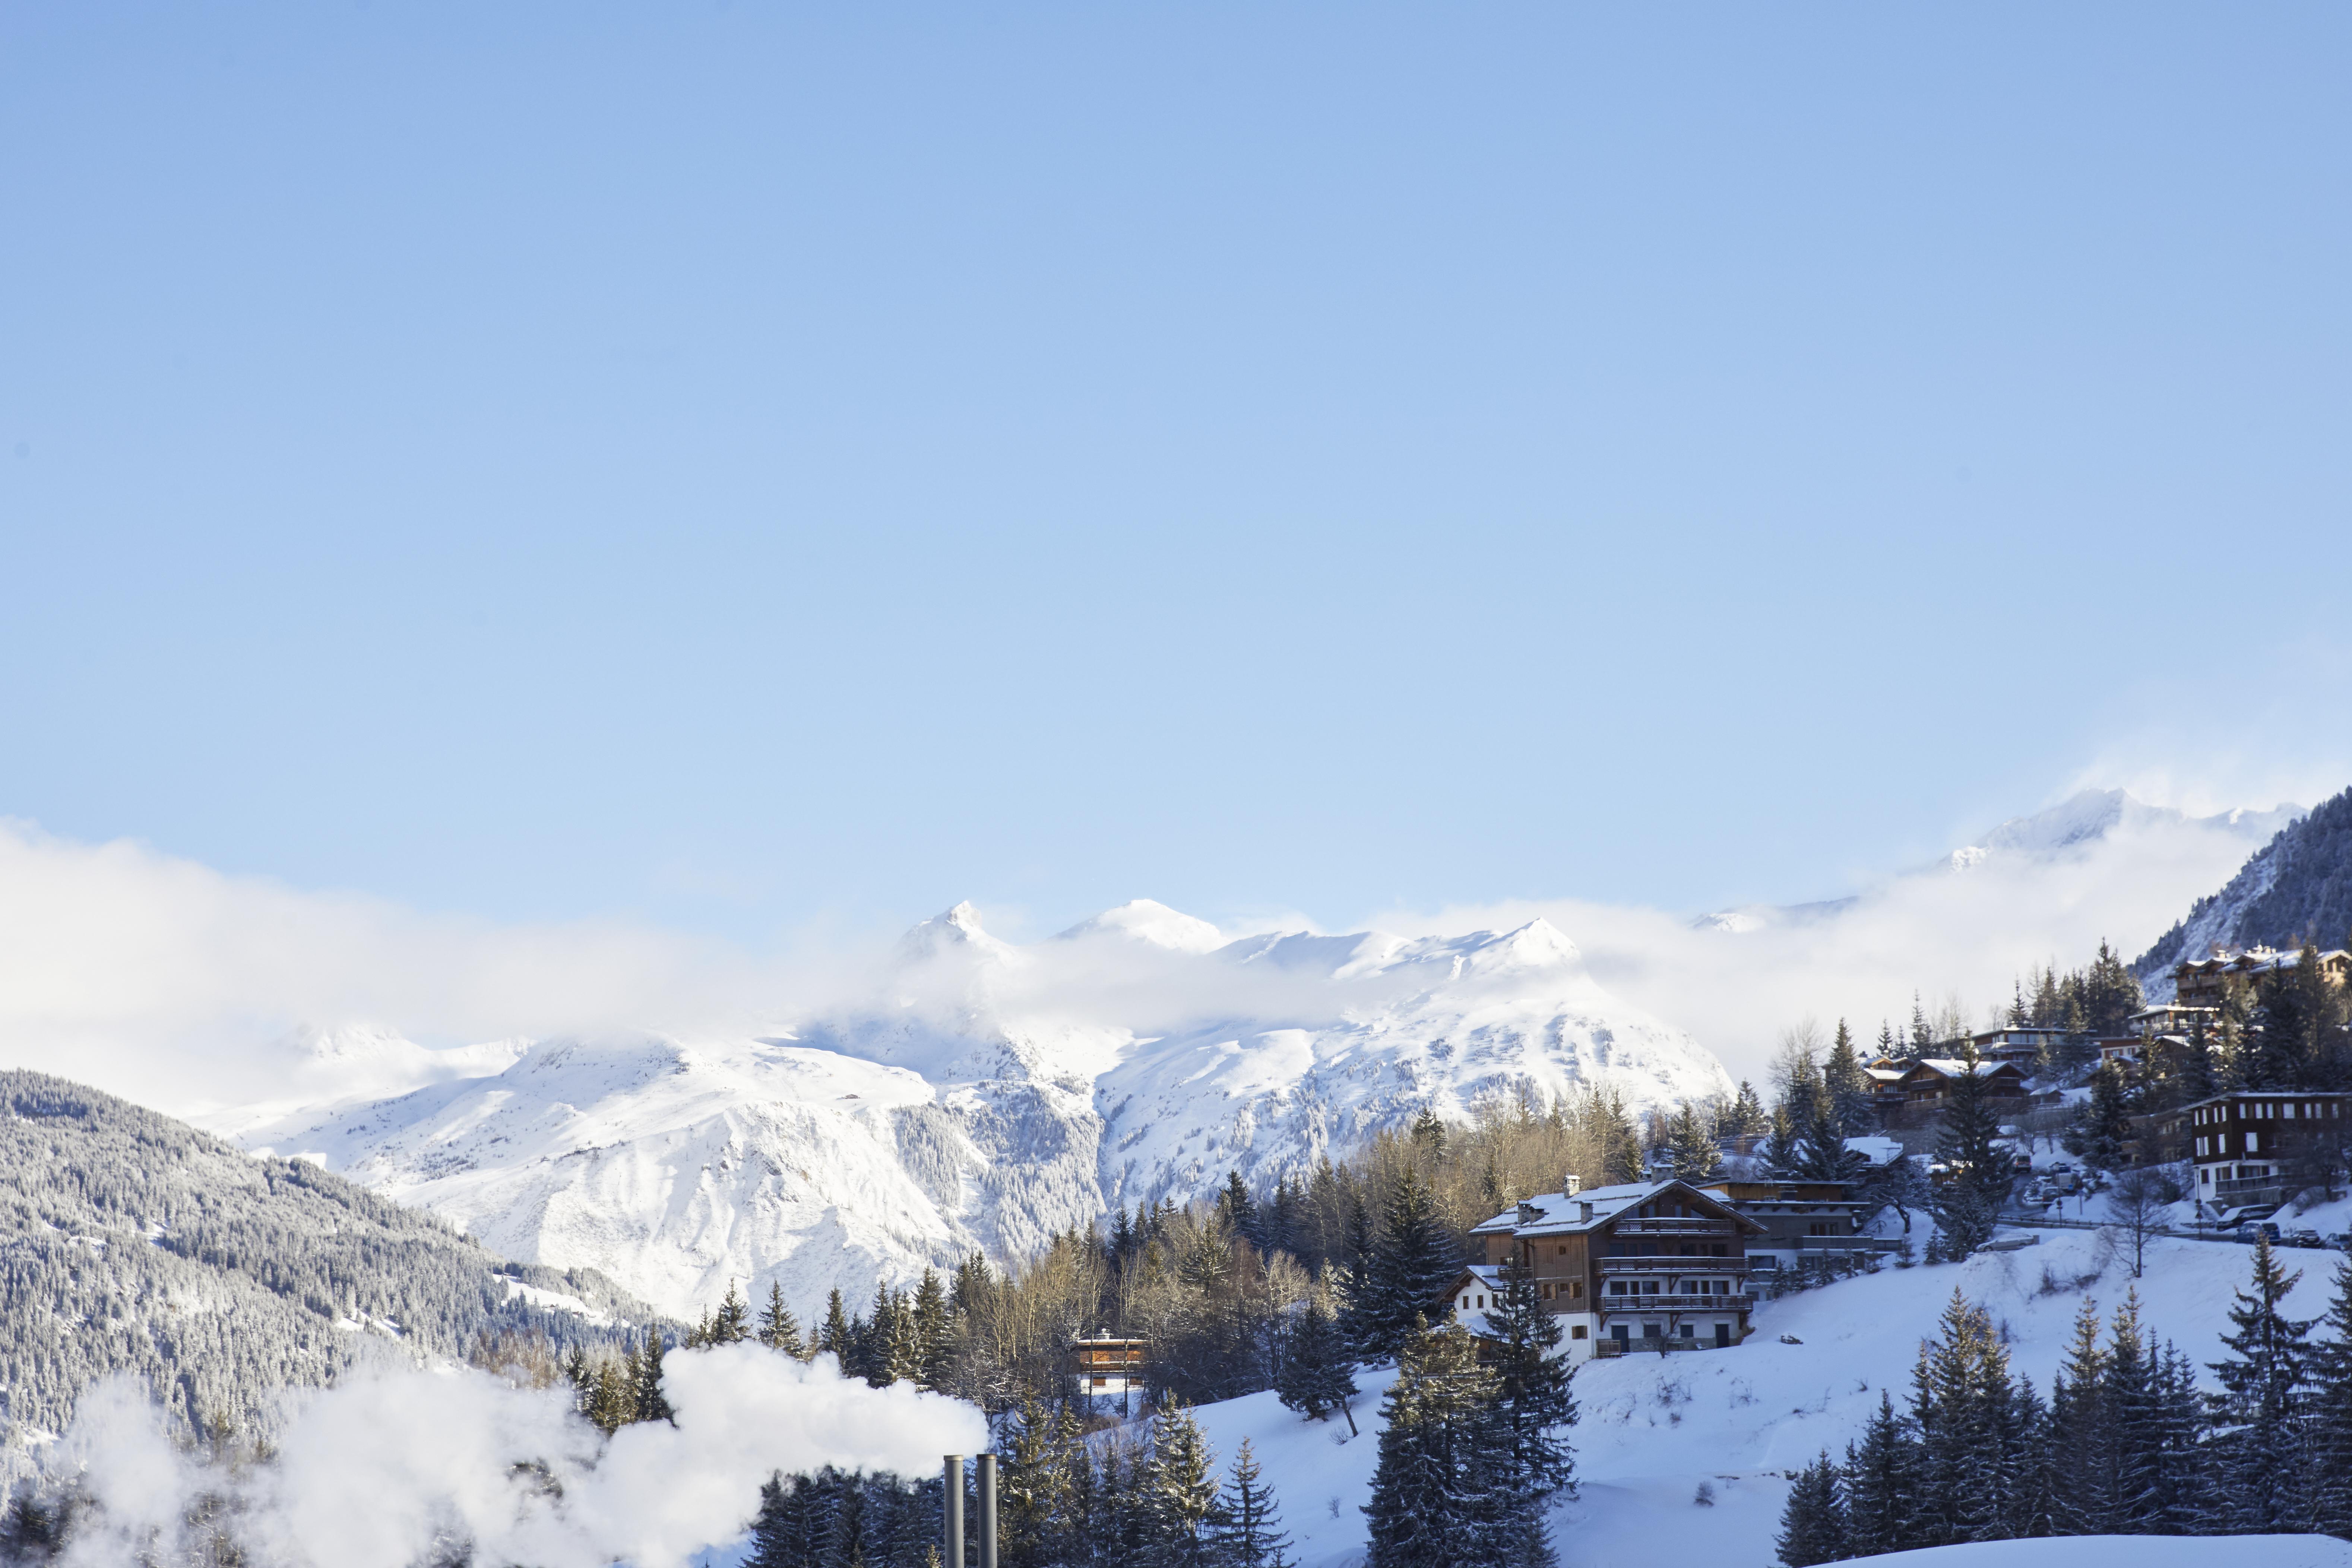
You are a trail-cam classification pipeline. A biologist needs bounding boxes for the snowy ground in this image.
[1194,1223,2352,1568]
[688,1217,2349,1568]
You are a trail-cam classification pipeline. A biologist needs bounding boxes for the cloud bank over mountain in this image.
[0,787,2308,1112]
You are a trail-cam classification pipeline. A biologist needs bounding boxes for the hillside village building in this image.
[2144,1089,2352,1213]
[2175,946,2351,1007]
[1459,1178,1765,1360]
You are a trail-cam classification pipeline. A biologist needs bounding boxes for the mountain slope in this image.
[2135,784,2352,995]
[212,904,1731,1320]
[0,1070,647,1471]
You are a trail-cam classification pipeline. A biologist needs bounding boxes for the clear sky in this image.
[4,4,2348,944]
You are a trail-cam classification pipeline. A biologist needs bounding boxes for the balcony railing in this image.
[1598,1257,1750,1274]
[1611,1218,1736,1235]
[1599,1292,1748,1310]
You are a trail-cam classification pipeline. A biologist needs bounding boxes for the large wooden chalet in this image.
[1459,1178,1766,1361]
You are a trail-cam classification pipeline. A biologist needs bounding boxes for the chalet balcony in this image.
[1611,1218,1737,1236]
[1598,1257,1750,1275]
[1597,1293,1748,1312]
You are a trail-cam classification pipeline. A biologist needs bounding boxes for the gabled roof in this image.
[1469,1178,1766,1238]
[1906,1057,2025,1080]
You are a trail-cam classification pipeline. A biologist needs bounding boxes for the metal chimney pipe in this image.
[978,1454,998,1568]
[944,1455,964,1567]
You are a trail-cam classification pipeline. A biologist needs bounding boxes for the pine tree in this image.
[1664,1102,1722,1181]
[910,1268,955,1391]
[589,1352,634,1434]
[2306,1259,2352,1537]
[1482,1252,1576,1499]
[1364,1325,1503,1568]
[1722,1080,1770,1143]
[1138,1401,1223,1568]
[1275,1294,1360,1435]
[1824,1021,1876,1136]
[635,1327,673,1423]
[1207,1440,1293,1568]
[1219,1171,1262,1248]
[710,1279,753,1345]
[2209,1235,2315,1530]
[2046,1296,2113,1534]
[2062,1062,2137,1173]
[1930,1044,2012,1260]
[1776,1453,1849,1567]
[747,1471,819,1568]
[819,1288,854,1364]
[1840,1393,1924,1557]
[1909,1290,2029,1545]
[1361,1168,1462,1361]
[759,1281,807,1358]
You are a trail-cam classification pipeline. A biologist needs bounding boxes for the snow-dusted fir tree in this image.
[758,1280,807,1358]
[1361,1168,1462,1360]
[1275,1291,1359,1434]
[2208,1235,2315,1531]
[1482,1254,1576,1502]
[1928,1045,2011,1260]
[1909,1290,2035,1543]
[1137,1401,1223,1568]
[1776,1453,1848,1567]
[1206,1439,1292,1568]
[633,1327,673,1423]
[2045,1297,2114,1533]
[1364,1324,1507,1568]
[2306,1259,2352,1536]
[1839,1393,1924,1557]
[1663,1103,1721,1181]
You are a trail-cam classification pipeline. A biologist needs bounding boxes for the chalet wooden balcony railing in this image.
[1597,1292,1748,1311]
[1610,1218,1737,1235]
[1598,1257,1750,1274]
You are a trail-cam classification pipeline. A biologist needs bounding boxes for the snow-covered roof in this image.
[1911,1057,2019,1078]
[1469,1179,1763,1237]
[1844,1135,1905,1167]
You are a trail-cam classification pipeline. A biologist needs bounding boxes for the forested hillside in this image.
[0,1070,650,1469]
[2138,786,2352,991]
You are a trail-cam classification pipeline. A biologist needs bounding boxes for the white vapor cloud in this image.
[49,1347,984,1568]
[0,791,2307,1113]
[1384,811,2288,1085]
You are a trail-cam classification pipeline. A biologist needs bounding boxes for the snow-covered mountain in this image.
[2134,784,2352,998]
[209,901,1731,1320]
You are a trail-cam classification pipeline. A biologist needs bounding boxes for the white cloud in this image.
[49,1348,983,1568]
[0,791,2303,1116]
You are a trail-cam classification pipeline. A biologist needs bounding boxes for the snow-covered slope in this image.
[1186,1224,2352,1568]
[211,902,1730,1320]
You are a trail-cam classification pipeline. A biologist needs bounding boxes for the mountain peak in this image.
[1056,900,1225,953]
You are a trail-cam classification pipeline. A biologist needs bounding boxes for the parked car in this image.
[2234,1221,2285,1245]
[2327,1233,2352,1252]
[2287,1228,2325,1248]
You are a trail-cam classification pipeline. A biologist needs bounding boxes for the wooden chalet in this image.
[2143,1089,2352,1214]
[1466,1178,1766,1361]
[1896,1057,2028,1106]
[2175,947,2352,1007]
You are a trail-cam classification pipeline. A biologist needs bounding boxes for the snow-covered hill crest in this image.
[211,902,1731,1319]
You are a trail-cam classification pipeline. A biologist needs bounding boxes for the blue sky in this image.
[4,3,2348,944]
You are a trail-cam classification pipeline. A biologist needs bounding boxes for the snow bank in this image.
[1868,1539,2351,1568]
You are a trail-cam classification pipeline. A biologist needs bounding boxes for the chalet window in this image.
[1558,1245,1567,1255]
[2286,1103,2299,1119]
[1570,1281,1583,1299]
[1542,1284,1553,1299]
[1477,1295,1487,1308]
[1571,1326,1588,1340]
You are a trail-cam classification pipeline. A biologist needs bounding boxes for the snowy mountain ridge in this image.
[208,901,1732,1321]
